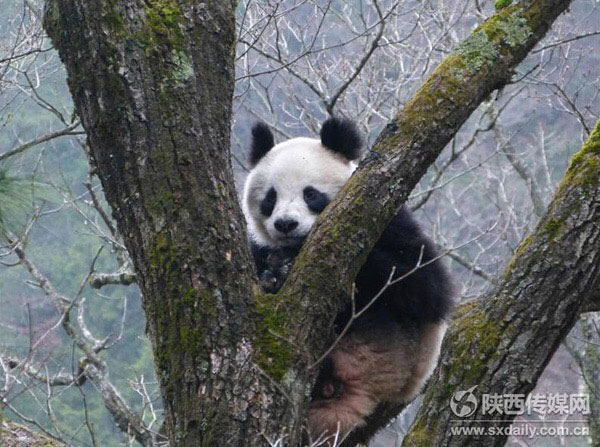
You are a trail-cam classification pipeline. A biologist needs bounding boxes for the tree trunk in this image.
[402,119,600,446]
[42,1,288,445]
[42,0,582,445]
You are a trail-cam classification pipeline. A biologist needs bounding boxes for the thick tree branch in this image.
[403,118,600,446]
[281,0,574,374]
[42,2,280,445]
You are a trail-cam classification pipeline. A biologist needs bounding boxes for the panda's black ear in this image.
[250,122,275,166]
[320,117,363,161]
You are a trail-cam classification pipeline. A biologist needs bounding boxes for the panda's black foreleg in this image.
[251,243,298,293]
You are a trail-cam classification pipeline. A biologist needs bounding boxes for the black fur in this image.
[303,186,330,214]
[260,187,277,217]
[320,117,363,161]
[250,122,275,166]
[251,242,298,293]
[252,206,452,330]
[337,207,452,331]
[311,357,344,400]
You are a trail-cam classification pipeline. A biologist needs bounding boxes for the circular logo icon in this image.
[450,385,478,417]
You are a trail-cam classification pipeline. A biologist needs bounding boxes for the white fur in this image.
[243,137,356,247]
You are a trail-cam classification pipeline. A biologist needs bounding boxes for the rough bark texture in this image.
[42,1,291,445]
[402,119,600,446]
[41,0,578,445]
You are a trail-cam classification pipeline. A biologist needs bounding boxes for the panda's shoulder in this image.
[377,206,429,250]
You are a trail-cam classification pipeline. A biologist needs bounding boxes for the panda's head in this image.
[242,117,363,248]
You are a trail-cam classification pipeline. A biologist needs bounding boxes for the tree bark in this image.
[1,420,64,447]
[42,0,580,445]
[42,1,282,445]
[402,119,600,446]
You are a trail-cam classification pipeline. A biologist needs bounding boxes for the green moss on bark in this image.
[380,6,534,147]
[402,3,531,108]
[504,235,534,277]
[42,0,61,39]
[447,305,503,386]
[147,231,211,391]
[543,219,565,240]
[479,7,532,47]
[141,0,184,48]
[551,120,600,204]
[566,121,600,185]
[168,49,194,85]
[254,293,300,381]
[454,31,499,77]
[402,418,434,447]
[495,0,513,9]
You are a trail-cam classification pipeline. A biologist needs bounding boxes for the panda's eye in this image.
[260,187,277,217]
[304,189,316,201]
[303,187,329,213]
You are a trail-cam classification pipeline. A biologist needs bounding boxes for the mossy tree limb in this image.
[1,420,64,447]
[278,0,574,415]
[401,119,600,447]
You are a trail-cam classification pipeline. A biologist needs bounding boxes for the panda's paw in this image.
[257,249,295,293]
[314,377,344,400]
[258,270,279,293]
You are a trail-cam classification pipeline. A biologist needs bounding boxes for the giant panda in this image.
[242,117,453,441]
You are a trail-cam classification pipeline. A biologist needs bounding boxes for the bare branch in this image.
[0,121,82,163]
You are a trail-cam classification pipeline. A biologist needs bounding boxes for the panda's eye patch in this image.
[260,187,277,217]
[303,186,329,213]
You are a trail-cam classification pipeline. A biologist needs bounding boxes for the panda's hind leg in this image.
[307,322,447,441]
[308,339,378,440]
[397,321,447,401]
[307,329,417,440]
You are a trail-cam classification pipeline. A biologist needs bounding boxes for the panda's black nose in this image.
[274,218,298,234]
